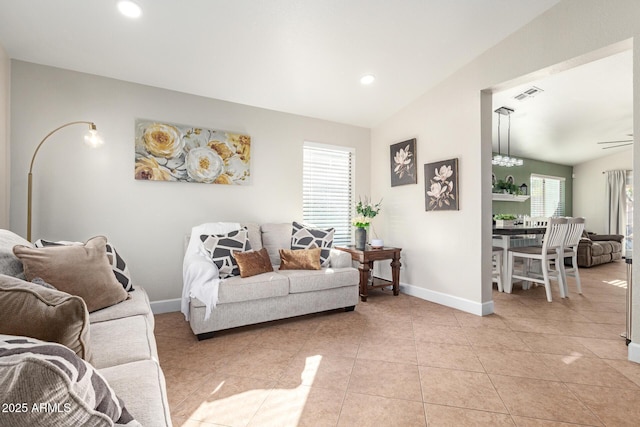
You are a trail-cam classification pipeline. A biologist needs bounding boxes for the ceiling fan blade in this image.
[597,140,634,144]
[602,143,633,149]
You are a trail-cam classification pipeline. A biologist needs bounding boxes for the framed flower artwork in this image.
[134,119,250,184]
[390,138,417,187]
[425,158,459,211]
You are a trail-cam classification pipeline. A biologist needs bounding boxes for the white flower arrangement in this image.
[352,215,371,228]
[353,197,382,229]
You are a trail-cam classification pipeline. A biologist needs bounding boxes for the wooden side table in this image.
[335,245,402,302]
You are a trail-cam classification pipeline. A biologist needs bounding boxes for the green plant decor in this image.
[494,214,517,221]
[493,179,522,195]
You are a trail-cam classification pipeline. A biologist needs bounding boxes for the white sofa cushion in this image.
[278,267,359,293]
[191,271,289,305]
[89,286,151,325]
[261,223,292,266]
[100,359,171,427]
[90,315,158,369]
[241,222,263,251]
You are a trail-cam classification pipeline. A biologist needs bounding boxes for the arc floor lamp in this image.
[27,121,103,242]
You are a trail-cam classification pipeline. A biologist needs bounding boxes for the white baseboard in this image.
[628,341,640,363]
[150,286,494,317]
[150,298,181,315]
[399,282,494,316]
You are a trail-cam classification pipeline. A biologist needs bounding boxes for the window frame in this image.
[302,141,355,246]
[530,173,566,217]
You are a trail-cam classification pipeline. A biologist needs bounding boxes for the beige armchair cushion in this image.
[0,274,91,360]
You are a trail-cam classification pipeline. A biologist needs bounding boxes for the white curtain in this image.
[605,170,626,235]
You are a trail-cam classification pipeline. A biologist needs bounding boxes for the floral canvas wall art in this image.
[425,158,459,211]
[134,119,250,184]
[390,138,417,187]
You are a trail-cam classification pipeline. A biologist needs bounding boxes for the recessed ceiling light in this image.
[360,74,375,85]
[117,0,142,18]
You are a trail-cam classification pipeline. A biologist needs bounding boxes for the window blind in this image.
[530,174,565,217]
[303,143,354,246]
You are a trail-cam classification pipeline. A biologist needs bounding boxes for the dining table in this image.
[492,224,547,292]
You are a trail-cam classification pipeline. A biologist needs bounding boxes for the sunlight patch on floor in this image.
[298,354,323,383]
[187,355,322,425]
[189,384,270,425]
[561,352,585,365]
[602,279,627,289]
[247,383,313,426]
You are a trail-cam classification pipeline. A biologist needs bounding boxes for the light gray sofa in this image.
[88,286,172,426]
[0,229,171,427]
[186,223,360,339]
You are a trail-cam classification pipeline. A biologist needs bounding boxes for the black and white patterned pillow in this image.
[291,222,334,267]
[34,239,134,292]
[104,243,134,291]
[0,335,140,426]
[200,228,252,279]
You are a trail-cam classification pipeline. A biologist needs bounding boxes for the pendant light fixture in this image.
[492,106,523,167]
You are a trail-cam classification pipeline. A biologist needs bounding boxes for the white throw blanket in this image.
[181,222,241,320]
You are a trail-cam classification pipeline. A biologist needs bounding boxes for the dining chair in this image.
[506,217,569,302]
[559,217,586,296]
[522,216,549,247]
[524,216,549,227]
[492,246,504,292]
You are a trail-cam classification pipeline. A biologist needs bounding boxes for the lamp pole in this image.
[27,121,100,241]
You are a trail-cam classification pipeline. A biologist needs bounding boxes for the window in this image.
[530,174,565,217]
[302,142,354,246]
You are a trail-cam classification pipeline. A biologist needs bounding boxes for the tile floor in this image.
[155,260,640,426]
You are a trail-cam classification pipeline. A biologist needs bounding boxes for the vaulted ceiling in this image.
[492,50,633,166]
[0,0,559,128]
[4,1,626,166]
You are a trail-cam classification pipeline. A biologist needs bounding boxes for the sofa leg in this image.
[196,331,215,341]
[344,305,355,312]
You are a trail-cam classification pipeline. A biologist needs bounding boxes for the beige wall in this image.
[0,42,9,229]
[9,61,371,303]
[371,0,640,322]
[573,148,632,235]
